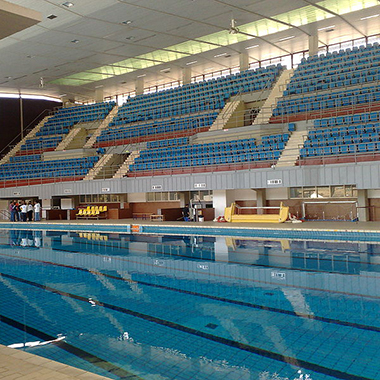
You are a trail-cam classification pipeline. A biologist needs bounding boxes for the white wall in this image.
[368,189,380,198]
[266,187,288,200]
[127,193,146,202]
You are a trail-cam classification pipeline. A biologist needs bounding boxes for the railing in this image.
[0,108,51,160]
[0,210,10,220]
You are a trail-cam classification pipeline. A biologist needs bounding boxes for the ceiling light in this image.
[71,39,79,43]
[186,61,197,65]
[62,2,74,7]
[278,35,295,42]
[137,74,146,77]
[47,14,57,19]
[214,52,228,58]
[160,68,171,73]
[360,14,379,20]
[245,44,259,50]
[122,20,132,25]
[318,25,335,31]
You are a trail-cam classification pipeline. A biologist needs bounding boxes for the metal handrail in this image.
[0,108,51,159]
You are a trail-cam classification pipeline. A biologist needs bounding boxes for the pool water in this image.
[0,229,379,380]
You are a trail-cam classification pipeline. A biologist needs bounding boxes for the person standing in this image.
[10,201,16,222]
[34,201,41,221]
[20,201,27,222]
[15,201,20,221]
[27,201,33,222]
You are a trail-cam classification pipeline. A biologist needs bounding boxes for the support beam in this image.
[255,189,266,215]
[239,52,249,72]
[182,67,192,85]
[308,34,319,56]
[95,86,103,103]
[135,77,144,95]
[357,189,369,222]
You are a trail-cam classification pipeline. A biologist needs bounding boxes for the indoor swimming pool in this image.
[0,228,379,380]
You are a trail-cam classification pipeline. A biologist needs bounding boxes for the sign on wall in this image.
[267,179,282,185]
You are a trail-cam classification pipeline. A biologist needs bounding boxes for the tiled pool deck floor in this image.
[0,344,109,380]
[0,217,379,379]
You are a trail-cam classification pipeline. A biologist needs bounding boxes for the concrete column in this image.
[182,67,192,85]
[255,189,266,215]
[95,86,104,102]
[135,77,144,95]
[357,189,369,221]
[309,34,319,56]
[239,52,249,72]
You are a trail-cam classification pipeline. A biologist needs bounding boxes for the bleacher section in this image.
[271,43,380,123]
[95,112,218,147]
[95,65,284,147]
[0,155,99,187]
[128,133,289,176]
[38,101,115,136]
[300,111,380,165]
[19,135,64,154]
[0,102,118,187]
[113,65,283,124]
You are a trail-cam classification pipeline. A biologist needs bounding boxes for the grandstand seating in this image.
[0,155,99,187]
[112,65,283,125]
[300,110,380,164]
[95,112,218,147]
[95,65,284,147]
[271,43,380,123]
[128,133,289,176]
[20,135,64,153]
[38,101,115,137]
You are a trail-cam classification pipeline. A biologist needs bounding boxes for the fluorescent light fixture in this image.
[160,68,171,72]
[318,25,335,31]
[137,74,146,77]
[245,44,259,49]
[278,35,295,41]
[214,52,228,58]
[186,61,197,65]
[0,93,62,102]
[62,2,74,7]
[360,14,379,20]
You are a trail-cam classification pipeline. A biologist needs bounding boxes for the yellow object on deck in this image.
[224,202,289,223]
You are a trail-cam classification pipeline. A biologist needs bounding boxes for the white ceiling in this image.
[0,0,380,102]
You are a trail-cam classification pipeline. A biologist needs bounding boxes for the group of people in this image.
[9,200,41,222]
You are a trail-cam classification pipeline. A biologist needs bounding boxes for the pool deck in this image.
[0,344,109,380]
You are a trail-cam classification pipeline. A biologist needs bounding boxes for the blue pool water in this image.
[0,228,379,380]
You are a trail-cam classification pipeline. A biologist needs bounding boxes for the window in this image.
[290,186,357,199]
[147,192,179,202]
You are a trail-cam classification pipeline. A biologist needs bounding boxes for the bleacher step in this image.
[84,105,119,149]
[113,151,140,179]
[253,69,294,125]
[275,130,307,168]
